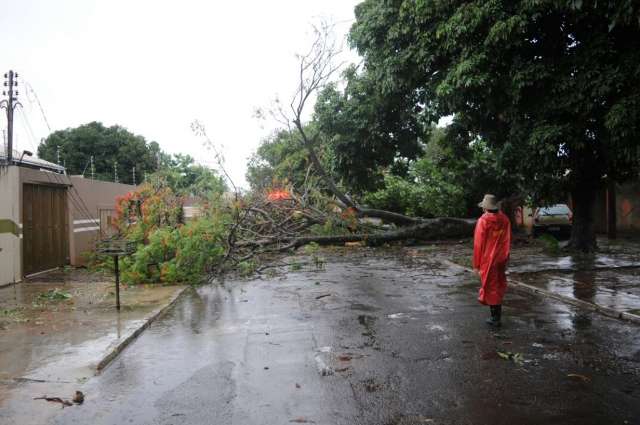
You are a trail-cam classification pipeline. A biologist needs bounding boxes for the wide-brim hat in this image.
[478,194,499,210]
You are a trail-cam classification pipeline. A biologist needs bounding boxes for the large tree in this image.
[153,153,227,198]
[314,67,423,193]
[39,122,163,184]
[348,0,640,251]
[246,126,325,191]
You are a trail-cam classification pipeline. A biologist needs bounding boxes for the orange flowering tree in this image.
[113,180,230,284]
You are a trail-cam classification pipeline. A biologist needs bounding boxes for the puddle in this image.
[513,268,640,314]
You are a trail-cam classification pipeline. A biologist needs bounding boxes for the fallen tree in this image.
[213,22,476,273]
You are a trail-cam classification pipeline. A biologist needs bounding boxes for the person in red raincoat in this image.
[473,194,512,326]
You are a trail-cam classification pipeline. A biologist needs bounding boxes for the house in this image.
[0,147,135,286]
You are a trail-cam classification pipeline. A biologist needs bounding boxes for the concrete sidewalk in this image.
[0,268,186,424]
[444,237,640,321]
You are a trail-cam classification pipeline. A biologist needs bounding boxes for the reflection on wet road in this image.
[39,250,640,424]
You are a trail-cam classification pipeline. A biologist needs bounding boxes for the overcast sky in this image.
[1,0,361,187]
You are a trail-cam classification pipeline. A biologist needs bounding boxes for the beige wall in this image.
[0,166,21,285]
[0,168,135,283]
[0,166,72,285]
[68,176,135,266]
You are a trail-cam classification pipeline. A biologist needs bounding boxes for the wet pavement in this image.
[0,269,184,424]
[21,247,640,425]
[444,238,640,316]
[513,269,640,315]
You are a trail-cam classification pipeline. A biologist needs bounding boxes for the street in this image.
[47,247,639,425]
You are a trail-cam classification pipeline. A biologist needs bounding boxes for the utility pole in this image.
[1,70,21,163]
[132,166,136,185]
[90,155,95,180]
[56,146,61,164]
[114,162,119,183]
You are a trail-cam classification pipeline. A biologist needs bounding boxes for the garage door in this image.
[22,184,69,276]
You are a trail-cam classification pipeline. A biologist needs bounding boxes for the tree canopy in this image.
[39,122,163,184]
[342,0,640,250]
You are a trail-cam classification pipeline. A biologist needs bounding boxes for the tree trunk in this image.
[568,185,598,252]
[607,179,617,240]
[294,120,421,226]
[259,217,476,251]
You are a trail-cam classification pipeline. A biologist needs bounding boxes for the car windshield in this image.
[539,204,571,216]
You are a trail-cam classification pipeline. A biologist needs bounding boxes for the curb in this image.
[507,278,640,324]
[441,259,640,325]
[95,286,192,372]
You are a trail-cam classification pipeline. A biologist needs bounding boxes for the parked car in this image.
[532,204,572,238]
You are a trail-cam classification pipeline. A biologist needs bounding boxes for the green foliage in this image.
[348,0,640,247]
[349,0,640,194]
[1,308,27,323]
[302,242,320,256]
[314,73,423,192]
[303,242,325,270]
[38,122,163,184]
[361,127,508,217]
[121,216,228,285]
[246,126,329,192]
[151,154,227,198]
[37,288,72,301]
[81,250,114,274]
[309,215,353,236]
[538,233,560,255]
[114,180,230,285]
[237,260,257,277]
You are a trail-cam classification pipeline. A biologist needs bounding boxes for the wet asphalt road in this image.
[50,249,640,425]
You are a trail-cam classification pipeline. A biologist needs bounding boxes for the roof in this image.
[0,146,65,173]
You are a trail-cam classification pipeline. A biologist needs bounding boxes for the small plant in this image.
[538,233,560,255]
[37,288,72,301]
[238,260,257,277]
[303,242,320,256]
[312,255,326,270]
[289,262,303,271]
[1,308,27,323]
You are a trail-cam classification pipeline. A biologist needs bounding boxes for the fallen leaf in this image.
[567,373,591,383]
[290,417,315,423]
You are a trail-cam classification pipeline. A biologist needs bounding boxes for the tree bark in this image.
[295,122,421,226]
[263,217,475,250]
[607,179,617,240]
[568,184,598,252]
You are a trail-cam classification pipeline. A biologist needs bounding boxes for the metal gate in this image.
[22,184,69,276]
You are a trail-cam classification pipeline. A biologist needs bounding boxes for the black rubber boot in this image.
[486,305,502,327]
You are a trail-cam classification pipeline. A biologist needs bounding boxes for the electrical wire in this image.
[24,80,52,134]
[16,108,39,153]
[48,171,100,227]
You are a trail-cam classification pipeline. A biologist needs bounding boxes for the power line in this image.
[24,80,52,134]
[16,108,38,153]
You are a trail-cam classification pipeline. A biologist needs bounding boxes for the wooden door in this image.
[22,184,69,276]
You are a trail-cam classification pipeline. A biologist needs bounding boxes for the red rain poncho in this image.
[473,211,512,305]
